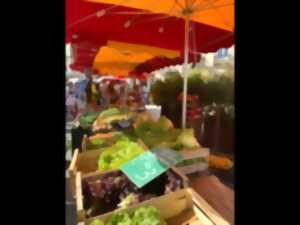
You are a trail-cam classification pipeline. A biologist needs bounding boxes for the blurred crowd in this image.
[66,69,149,122]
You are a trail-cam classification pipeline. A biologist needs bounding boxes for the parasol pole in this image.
[182,15,190,128]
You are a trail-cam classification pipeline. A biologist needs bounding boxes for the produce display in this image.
[134,116,201,151]
[98,140,145,172]
[79,112,102,130]
[88,206,166,225]
[86,131,138,151]
[79,109,201,153]
[82,170,184,218]
[93,108,136,132]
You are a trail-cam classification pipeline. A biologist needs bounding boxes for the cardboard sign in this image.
[150,147,183,167]
[121,151,168,188]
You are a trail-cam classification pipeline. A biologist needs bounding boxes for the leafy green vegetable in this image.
[89,219,105,225]
[135,116,179,148]
[132,206,165,225]
[79,112,101,129]
[173,129,200,149]
[117,194,137,209]
[100,108,125,117]
[103,206,165,225]
[89,206,166,225]
[86,131,138,151]
[98,140,145,172]
[107,212,132,225]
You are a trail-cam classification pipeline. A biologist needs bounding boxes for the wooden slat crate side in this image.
[84,189,192,225]
[82,188,230,225]
[188,188,230,225]
[81,135,88,152]
[179,148,210,160]
[76,167,189,223]
[177,163,208,175]
[68,149,79,176]
[76,172,86,222]
[170,166,190,188]
[176,148,210,175]
[74,139,148,177]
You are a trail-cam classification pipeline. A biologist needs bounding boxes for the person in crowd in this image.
[116,84,127,108]
[99,80,109,108]
[84,68,93,105]
[91,81,99,105]
[66,89,78,121]
[107,83,118,105]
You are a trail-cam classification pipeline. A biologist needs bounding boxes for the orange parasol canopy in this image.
[93,40,180,76]
[87,0,234,32]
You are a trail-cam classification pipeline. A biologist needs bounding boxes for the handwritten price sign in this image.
[121,151,168,188]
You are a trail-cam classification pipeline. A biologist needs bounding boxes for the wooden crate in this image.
[67,139,148,198]
[75,166,190,222]
[176,148,210,175]
[82,187,230,225]
[68,139,148,178]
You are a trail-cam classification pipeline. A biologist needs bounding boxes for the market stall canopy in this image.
[129,56,185,77]
[87,0,234,32]
[66,0,234,71]
[93,40,180,77]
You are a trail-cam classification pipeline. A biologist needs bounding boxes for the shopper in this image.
[107,83,118,105]
[84,68,93,105]
[66,89,78,122]
[99,80,109,107]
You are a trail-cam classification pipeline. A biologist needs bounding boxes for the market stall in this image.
[66,105,234,224]
[66,1,235,225]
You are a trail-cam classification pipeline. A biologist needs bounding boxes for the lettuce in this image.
[89,219,105,225]
[107,212,132,225]
[173,129,200,149]
[135,116,178,148]
[79,112,101,129]
[132,206,165,225]
[98,140,145,172]
[90,206,165,225]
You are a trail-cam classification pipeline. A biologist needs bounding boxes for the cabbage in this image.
[98,140,145,172]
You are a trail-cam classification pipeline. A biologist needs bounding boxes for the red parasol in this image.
[129,56,184,77]
[66,0,234,71]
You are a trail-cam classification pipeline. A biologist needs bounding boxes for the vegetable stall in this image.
[67,106,234,225]
[66,0,235,224]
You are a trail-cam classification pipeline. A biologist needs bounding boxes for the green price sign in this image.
[121,151,168,188]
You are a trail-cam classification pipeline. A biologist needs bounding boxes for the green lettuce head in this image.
[107,212,132,225]
[89,219,105,225]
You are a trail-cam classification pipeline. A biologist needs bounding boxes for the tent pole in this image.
[182,16,190,128]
